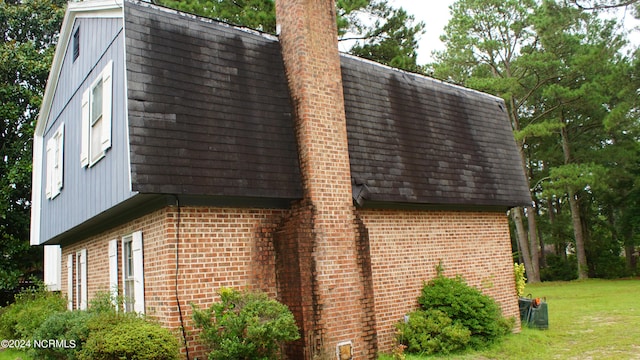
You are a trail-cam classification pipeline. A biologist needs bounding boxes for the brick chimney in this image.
[274,0,376,359]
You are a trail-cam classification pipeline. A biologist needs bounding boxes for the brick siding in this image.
[61,206,287,359]
[358,209,521,351]
[60,205,519,358]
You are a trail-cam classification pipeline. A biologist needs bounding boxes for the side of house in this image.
[32,1,531,359]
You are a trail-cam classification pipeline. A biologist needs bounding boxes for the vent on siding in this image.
[73,27,80,62]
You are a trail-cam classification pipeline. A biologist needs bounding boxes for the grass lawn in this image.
[0,349,32,360]
[380,279,640,360]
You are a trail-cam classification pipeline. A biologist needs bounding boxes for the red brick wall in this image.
[59,204,519,359]
[60,205,287,359]
[357,209,520,352]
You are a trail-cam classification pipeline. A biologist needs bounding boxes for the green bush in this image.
[396,273,513,355]
[24,291,179,360]
[79,314,180,360]
[29,310,92,360]
[192,287,300,360]
[417,275,512,349]
[0,282,66,339]
[395,309,471,355]
[541,254,578,281]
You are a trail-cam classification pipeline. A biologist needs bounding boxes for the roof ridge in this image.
[127,0,279,42]
[339,52,505,103]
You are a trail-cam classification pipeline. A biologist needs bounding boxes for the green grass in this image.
[380,279,640,360]
[0,349,32,360]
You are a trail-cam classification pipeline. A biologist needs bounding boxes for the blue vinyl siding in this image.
[40,17,135,242]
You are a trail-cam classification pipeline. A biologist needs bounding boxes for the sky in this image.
[386,0,640,65]
[389,0,454,64]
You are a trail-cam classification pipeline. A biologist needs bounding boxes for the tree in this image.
[529,0,632,278]
[432,0,543,282]
[341,1,425,73]
[433,0,639,280]
[156,0,426,73]
[0,0,65,290]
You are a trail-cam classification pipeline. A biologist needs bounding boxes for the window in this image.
[81,61,112,167]
[72,27,80,62]
[67,249,87,310]
[45,123,64,199]
[121,231,144,313]
[76,249,87,310]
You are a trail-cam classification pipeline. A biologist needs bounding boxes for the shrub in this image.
[29,310,92,360]
[514,263,526,297]
[417,275,512,349]
[395,309,471,355]
[27,291,180,360]
[192,287,300,360]
[541,254,578,281]
[79,314,180,360]
[0,282,66,339]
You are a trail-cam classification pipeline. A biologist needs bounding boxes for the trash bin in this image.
[518,295,548,329]
[518,296,533,322]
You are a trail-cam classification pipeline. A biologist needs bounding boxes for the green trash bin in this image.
[518,295,548,329]
[518,297,533,322]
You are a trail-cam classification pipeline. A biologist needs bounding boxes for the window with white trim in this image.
[45,123,64,199]
[67,249,87,310]
[76,249,87,310]
[81,61,112,167]
[122,231,144,314]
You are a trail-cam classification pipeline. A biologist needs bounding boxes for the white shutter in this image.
[78,249,87,310]
[132,231,145,314]
[67,254,73,310]
[80,89,90,167]
[44,245,61,291]
[54,123,64,193]
[45,138,54,199]
[101,61,113,152]
[108,239,118,307]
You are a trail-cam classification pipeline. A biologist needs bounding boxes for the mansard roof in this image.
[125,0,531,209]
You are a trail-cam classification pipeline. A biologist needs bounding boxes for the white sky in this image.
[387,0,640,65]
[389,0,454,64]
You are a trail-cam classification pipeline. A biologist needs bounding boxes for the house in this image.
[31,0,531,358]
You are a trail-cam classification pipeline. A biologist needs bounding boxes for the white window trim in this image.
[122,231,144,314]
[81,60,112,168]
[44,245,62,291]
[45,123,64,199]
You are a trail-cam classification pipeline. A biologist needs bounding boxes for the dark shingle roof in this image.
[342,56,532,208]
[123,1,531,209]
[125,2,302,200]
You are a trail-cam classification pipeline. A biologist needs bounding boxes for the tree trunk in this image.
[526,205,541,282]
[625,244,637,274]
[568,189,588,278]
[560,123,588,279]
[511,207,535,282]
[509,97,540,282]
